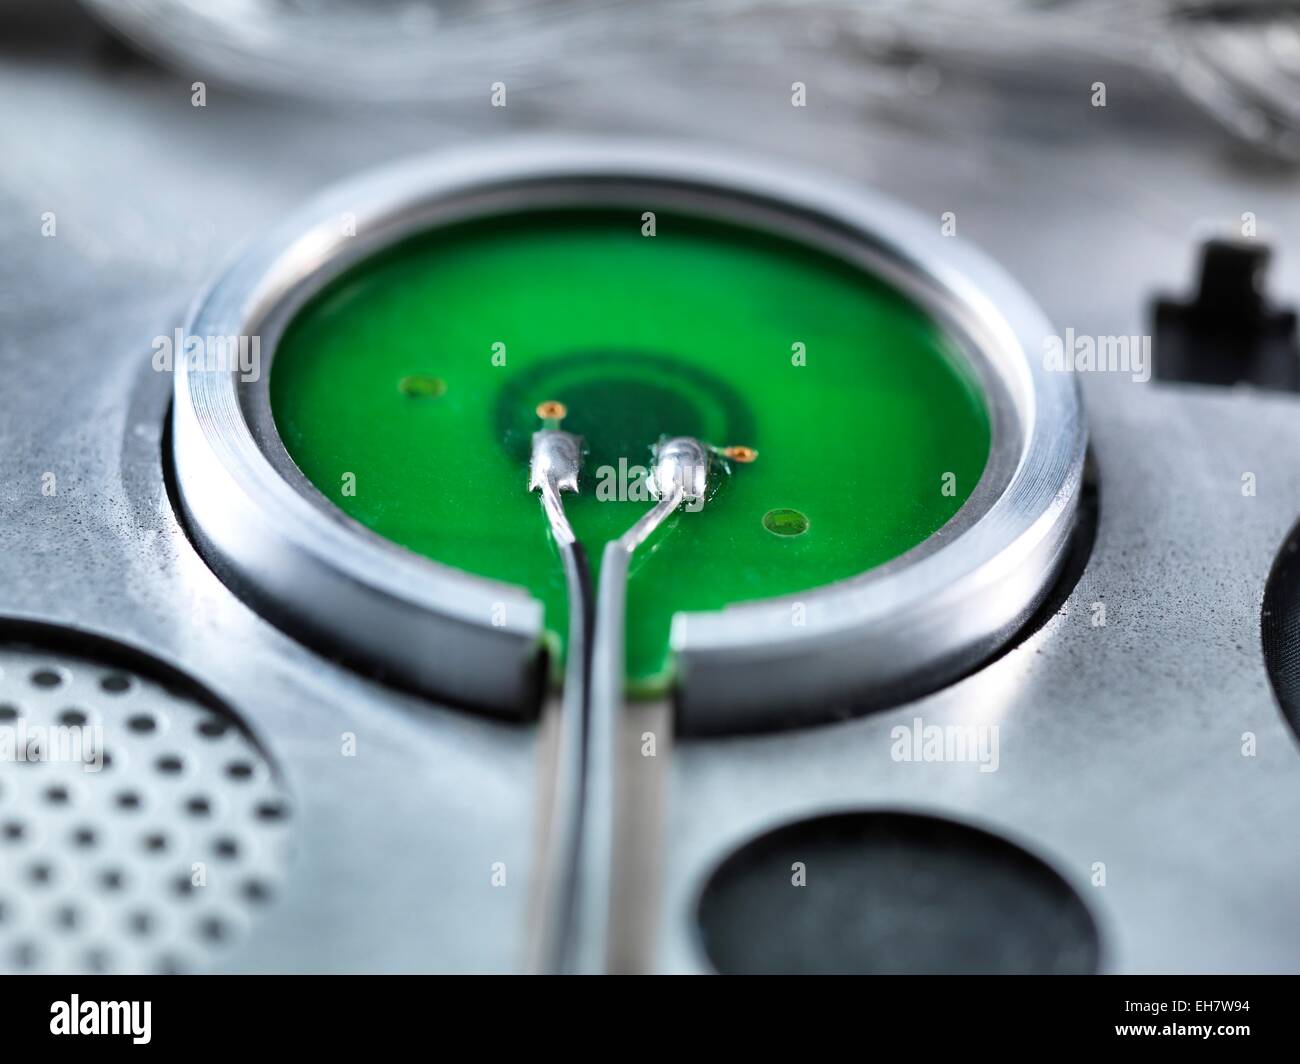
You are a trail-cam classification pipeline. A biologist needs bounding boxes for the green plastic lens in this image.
[270,207,990,695]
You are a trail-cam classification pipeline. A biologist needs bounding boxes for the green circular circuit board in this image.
[270,207,990,697]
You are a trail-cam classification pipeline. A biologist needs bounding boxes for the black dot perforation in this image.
[0,646,292,974]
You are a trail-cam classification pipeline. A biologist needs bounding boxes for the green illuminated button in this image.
[270,207,990,695]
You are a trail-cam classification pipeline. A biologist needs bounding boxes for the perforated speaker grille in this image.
[0,639,292,974]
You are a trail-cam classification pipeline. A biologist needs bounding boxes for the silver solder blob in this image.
[649,436,709,507]
[529,429,583,545]
[618,436,710,551]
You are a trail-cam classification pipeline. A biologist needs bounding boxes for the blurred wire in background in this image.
[76,0,1300,161]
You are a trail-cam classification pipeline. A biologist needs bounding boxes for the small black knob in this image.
[1153,239,1298,390]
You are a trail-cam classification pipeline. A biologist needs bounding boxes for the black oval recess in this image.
[1263,519,1300,743]
[697,811,1100,975]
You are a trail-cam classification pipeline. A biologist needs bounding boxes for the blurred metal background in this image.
[2,0,1300,972]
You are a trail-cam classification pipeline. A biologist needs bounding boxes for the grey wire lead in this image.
[525,425,592,975]
[569,437,711,973]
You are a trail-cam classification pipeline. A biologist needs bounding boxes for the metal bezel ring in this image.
[171,138,1086,730]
